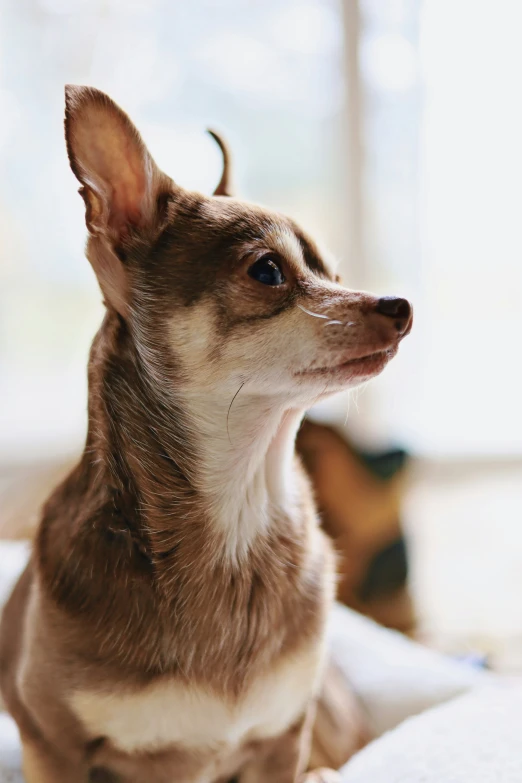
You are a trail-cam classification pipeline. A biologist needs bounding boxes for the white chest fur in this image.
[70,642,325,754]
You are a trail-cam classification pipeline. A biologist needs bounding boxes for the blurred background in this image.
[0,0,521,669]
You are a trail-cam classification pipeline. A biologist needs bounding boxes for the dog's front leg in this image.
[239,708,341,783]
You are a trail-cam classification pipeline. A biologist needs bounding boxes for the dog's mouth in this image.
[297,347,396,379]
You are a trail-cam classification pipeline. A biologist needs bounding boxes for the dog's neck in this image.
[183,390,305,562]
[86,313,305,565]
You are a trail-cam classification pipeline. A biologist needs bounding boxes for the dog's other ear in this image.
[64,84,172,240]
[207,129,233,197]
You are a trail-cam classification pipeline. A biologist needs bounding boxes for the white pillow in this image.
[327,603,488,736]
[0,714,22,783]
[341,683,522,783]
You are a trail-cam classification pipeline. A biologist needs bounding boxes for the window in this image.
[0,0,346,461]
[1,0,521,463]
[357,0,522,456]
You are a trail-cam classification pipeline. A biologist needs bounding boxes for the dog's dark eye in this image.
[248,256,285,286]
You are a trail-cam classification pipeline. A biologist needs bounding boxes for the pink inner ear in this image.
[71,105,152,234]
[112,136,149,228]
[99,144,149,232]
[112,177,146,231]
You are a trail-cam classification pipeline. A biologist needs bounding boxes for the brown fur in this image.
[0,86,411,783]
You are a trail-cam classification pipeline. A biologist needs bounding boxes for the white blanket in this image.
[341,683,522,782]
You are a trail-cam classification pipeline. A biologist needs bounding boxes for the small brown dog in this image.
[0,86,412,783]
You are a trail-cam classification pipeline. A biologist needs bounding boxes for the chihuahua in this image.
[0,86,412,783]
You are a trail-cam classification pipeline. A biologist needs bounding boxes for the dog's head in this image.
[64,86,412,409]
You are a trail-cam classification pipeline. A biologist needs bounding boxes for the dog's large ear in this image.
[207,129,233,197]
[64,85,172,240]
[64,85,173,316]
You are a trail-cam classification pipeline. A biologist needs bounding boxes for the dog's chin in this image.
[296,346,397,390]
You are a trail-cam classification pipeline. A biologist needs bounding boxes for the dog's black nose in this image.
[376,296,411,319]
[376,296,412,333]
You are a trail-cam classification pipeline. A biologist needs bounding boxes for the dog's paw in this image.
[301,767,342,783]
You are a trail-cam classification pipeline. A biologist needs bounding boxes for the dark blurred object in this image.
[297,419,415,635]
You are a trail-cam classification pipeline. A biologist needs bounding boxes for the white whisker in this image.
[297,303,353,327]
[297,304,329,319]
